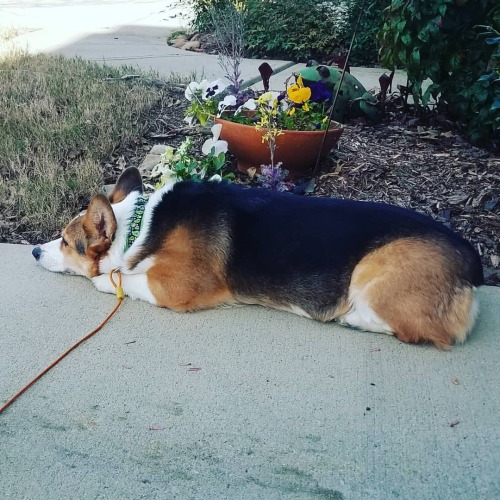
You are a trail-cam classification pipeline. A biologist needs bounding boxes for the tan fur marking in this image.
[58,196,116,278]
[146,226,234,311]
[59,217,95,277]
[350,238,476,348]
[109,187,128,204]
[109,167,143,204]
[445,287,477,344]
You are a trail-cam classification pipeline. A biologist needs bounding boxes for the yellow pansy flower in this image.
[287,75,312,104]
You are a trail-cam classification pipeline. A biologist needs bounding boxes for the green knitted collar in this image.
[124,195,148,252]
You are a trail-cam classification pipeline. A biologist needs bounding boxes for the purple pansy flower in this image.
[308,80,332,103]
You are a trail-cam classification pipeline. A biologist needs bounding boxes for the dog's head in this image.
[32,167,143,277]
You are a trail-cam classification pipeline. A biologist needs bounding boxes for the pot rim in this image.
[214,116,344,134]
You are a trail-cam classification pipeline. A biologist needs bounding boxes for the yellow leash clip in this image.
[110,269,124,301]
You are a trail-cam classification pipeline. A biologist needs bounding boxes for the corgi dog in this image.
[33,167,483,347]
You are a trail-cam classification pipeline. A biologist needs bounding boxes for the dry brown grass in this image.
[0,51,168,241]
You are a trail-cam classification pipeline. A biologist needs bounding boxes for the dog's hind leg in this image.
[341,238,479,348]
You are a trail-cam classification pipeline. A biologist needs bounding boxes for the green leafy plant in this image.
[470,24,500,142]
[188,0,350,62]
[244,0,348,61]
[188,0,393,65]
[186,0,230,33]
[378,0,499,144]
[150,124,233,187]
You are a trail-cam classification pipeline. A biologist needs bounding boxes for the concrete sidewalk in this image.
[0,0,405,91]
[0,0,295,87]
[0,2,499,498]
[1,244,499,499]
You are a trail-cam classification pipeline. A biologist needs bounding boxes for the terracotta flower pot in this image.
[215,117,344,179]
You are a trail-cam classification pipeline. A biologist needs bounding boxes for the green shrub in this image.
[188,0,350,62]
[346,0,391,65]
[189,0,231,33]
[379,0,499,145]
[244,0,349,61]
[188,0,392,65]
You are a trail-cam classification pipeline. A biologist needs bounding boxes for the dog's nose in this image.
[32,246,42,260]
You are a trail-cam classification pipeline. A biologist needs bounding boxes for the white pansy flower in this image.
[217,94,237,116]
[184,79,209,101]
[257,91,281,109]
[235,98,257,115]
[203,79,226,100]
[202,123,228,156]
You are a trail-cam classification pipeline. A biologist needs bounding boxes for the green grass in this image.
[0,51,168,241]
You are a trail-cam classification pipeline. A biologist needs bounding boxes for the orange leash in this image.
[0,269,124,415]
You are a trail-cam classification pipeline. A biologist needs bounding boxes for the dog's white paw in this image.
[91,275,116,295]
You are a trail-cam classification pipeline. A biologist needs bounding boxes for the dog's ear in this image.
[83,194,117,256]
[109,167,144,204]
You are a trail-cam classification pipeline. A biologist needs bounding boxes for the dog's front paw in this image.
[91,275,116,295]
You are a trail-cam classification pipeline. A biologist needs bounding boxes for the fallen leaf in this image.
[247,167,257,179]
[440,131,454,138]
[448,194,469,205]
[149,424,166,431]
[418,129,440,140]
[450,419,460,427]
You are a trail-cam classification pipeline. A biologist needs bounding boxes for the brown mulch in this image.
[2,84,499,284]
[316,118,500,285]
